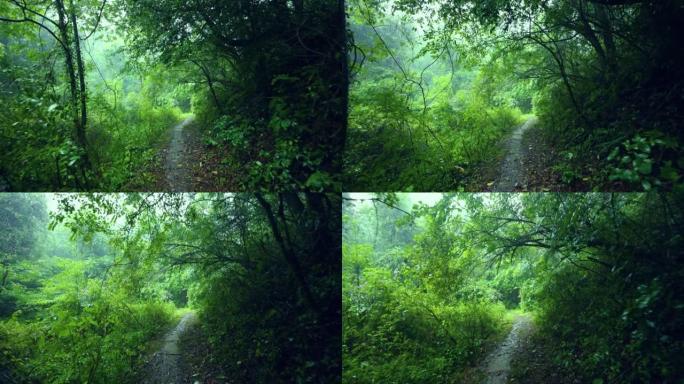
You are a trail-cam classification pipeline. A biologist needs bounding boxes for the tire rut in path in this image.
[482,315,533,384]
[493,117,537,191]
[143,312,197,384]
[165,116,195,192]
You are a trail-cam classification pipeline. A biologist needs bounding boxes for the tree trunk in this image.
[595,4,618,71]
[575,1,609,71]
[54,0,79,143]
[1,266,8,289]
[254,194,322,316]
[69,0,87,144]
[192,60,224,114]
[530,34,584,119]
[69,0,93,179]
[55,0,91,184]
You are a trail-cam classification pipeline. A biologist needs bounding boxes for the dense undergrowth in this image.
[0,9,187,191]
[343,196,511,383]
[118,0,347,191]
[344,5,528,191]
[343,192,684,383]
[344,277,507,383]
[346,0,684,191]
[0,195,181,383]
[346,81,524,190]
[1,1,346,191]
[1,297,176,383]
[188,193,341,382]
[516,202,684,383]
[1,192,341,383]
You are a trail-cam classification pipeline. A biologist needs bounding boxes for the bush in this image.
[0,276,176,384]
[344,283,507,384]
[344,82,523,190]
[529,256,684,383]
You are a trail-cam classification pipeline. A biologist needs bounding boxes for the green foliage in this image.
[441,93,522,166]
[119,0,346,191]
[345,193,684,383]
[607,133,682,190]
[354,0,684,190]
[0,259,176,384]
[185,194,341,382]
[206,116,253,151]
[344,6,527,190]
[344,288,505,383]
[3,0,345,191]
[517,194,684,383]
[0,16,186,190]
[343,195,509,383]
[2,193,341,383]
[89,66,184,188]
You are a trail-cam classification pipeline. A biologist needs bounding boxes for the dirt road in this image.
[142,312,197,384]
[482,314,534,384]
[492,118,537,191]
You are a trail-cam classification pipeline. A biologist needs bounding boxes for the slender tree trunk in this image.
[205,74,222,113]
[55,0,92,184]
[69,0,88,144]
[575,1,609,71]
[69,0,93,179]
[55,0,79,141]
[531,35,584,118]
[1,266,8,289]
[192,60,224,114]
[595,4,618,71]
[254,194,322,316]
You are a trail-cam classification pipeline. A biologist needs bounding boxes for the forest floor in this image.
[480,314,534,384]
[492,117,537,191]
[165,116,196,191]
[508,326,582,384]
[137,116,239,191]
[139,310,230,383]
[517,122,569,191]
[472,117,568,191]
[178,314,231,383]
[141,312,197,384]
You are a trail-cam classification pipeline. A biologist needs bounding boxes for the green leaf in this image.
[635,159,652,175]
[660,165,679,181]
[305,171,331,191]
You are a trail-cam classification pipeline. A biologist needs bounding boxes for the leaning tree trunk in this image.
[254,194,322,317]
[191,59,224,114]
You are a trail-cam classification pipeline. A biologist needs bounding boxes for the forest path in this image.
[165,116,196,191]
[492,117,537,191]
[142,312,197,384]
[151,115,238,191]
[481,314,533,384]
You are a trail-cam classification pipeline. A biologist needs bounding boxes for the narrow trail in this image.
[165,116,195,192]
[143,312,197,384]
[492,117,537,191]
[482,315,533,384]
